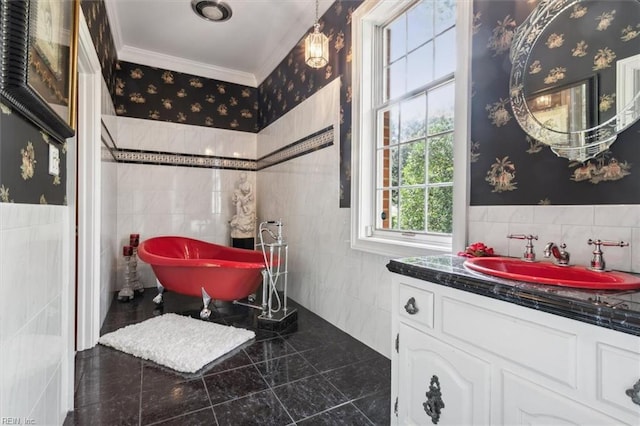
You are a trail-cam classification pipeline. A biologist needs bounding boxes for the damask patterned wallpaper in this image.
[0,105,67,205]
[80,0,118,98]
[471,0,640,205]
[258,0,363,207]
[113,62,258,133]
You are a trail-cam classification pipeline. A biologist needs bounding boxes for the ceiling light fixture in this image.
[305,0,329,69]
[191,0,232,22]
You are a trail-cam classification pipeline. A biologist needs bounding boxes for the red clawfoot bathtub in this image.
[138,236,271,318]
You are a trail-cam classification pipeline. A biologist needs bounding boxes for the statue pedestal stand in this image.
[232,237,255,250]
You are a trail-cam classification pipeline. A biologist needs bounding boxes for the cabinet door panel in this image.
[502,371,625,426]
[597,342,640,417]
[398,323,491,425]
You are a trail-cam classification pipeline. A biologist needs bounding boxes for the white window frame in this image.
[351,0,471,258]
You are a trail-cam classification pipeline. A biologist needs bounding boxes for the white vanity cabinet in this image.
[391,274,640,425]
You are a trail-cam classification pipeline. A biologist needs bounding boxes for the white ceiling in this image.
[105,0,335,87]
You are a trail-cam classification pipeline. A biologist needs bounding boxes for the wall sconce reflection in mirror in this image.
[527,76,597,134]
[526,76,598,146]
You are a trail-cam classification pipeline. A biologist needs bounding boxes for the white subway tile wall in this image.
[115,162,256,290]
[0,203,69,425]
[116,116,256,158]
[256,79,392,357]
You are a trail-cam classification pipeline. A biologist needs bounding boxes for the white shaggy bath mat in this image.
[98,313,255,373]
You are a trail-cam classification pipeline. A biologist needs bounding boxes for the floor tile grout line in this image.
[200,376,220,426]
[267,387,297,425]
[349,394,379,426]
[294,400,355,423]
[200,375,220,426]
[206,363,273,409]
[144,406,215,426]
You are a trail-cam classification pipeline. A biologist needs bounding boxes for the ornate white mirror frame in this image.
[509,0,640,162]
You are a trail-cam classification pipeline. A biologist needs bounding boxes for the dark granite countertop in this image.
[387,255,640,337]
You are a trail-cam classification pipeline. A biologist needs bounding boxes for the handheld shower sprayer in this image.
[260,220,283,244]
[232,219,296,328]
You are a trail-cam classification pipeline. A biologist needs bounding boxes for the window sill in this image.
[351,234,452,259]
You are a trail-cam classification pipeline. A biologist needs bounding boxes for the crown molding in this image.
[117,45,257,87]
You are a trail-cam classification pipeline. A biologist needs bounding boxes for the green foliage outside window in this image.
[390,115,454,234]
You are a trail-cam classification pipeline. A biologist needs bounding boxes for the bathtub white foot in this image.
[200,288,212,319]
[153,279,164,305]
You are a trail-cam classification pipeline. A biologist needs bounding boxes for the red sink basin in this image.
[463,256,640,290]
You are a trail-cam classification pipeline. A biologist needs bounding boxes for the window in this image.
[351,0,470,257]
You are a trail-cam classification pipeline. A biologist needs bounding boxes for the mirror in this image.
[510,0,640,162]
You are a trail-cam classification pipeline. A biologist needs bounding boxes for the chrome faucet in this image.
[507,234,538,262]
[587,239,629,271]
[543,242,570,266]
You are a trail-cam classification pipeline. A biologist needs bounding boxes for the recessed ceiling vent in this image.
[191,0,232,22]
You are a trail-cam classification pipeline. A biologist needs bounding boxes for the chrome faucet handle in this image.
[587,239,629,272]
[507,234,538,262]
[544,242,570,266]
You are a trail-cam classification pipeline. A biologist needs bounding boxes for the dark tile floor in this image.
[64,290,391,425]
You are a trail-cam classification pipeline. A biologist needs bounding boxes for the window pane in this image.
[427,186,453,233]
[391,188,399,229]
[408,1,433,51]
[400,140,426,185]
[434,27,456,79]
[407,42,433,92]
[428,134,453,183]
[435,0,456,34]
[428,82,455,134]
[386,59,406,100]
[377,147,399,188]
[386,16,406,64]
[400,94,426,141]
[400,187,425,231]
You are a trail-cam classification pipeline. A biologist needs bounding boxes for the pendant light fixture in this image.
[305,0,329,68]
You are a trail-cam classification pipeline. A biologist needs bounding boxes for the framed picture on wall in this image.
[0,0,79,143]
[527,76,598,135]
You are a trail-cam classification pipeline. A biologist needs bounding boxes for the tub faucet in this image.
[544,242,570,266]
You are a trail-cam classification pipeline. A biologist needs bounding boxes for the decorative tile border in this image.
[114,149,256,170]
[257,125,334,170]
[101,145,117,162]
[106,125,334,172]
